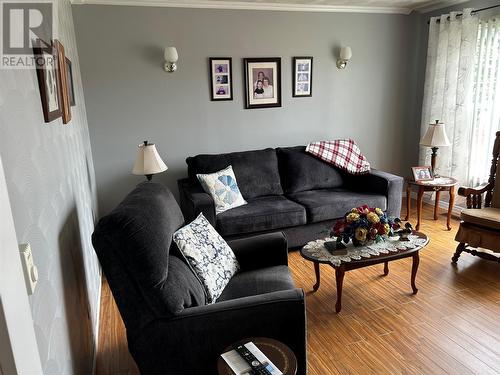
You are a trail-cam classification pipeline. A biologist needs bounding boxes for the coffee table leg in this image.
[411,252,420,294]
[313,262,320,292]
[383,261,389,276]
[335,268,345,313]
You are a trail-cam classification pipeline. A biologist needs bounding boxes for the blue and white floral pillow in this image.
[197,165,247,215]
[173,213,240,303]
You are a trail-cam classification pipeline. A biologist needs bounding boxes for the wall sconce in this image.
[164,47,178,72]
[336,46,352,69]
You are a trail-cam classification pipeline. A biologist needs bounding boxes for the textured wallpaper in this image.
[0,0,101,373]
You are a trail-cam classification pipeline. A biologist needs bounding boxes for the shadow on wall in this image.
[97,167,186,217]
[137,45,165,71]
[58,206,96,375]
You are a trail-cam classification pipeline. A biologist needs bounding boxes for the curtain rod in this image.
[427,4,500,24]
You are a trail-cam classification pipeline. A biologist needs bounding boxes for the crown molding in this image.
[70,0,413,14]
[413,0,470,13]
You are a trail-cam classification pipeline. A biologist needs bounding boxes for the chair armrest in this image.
[458,183,491,197]
[178,178,216,225]
[129,289,307,375]
[343,169,404,218]
[227,232,288,271]
[458,183,493,208]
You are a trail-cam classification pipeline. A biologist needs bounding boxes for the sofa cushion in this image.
[277,146,344,194]
[216,196,307,236]
[216,265,295,302]
[163,255,207,313]
[187,148,283,199]
[288,189,387,223]
[173,214,240,303]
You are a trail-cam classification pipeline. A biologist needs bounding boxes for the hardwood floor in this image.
[95,201,500,374]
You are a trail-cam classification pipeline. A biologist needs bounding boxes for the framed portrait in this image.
[244,57,281,109]
[293,56,313,97]
[412,166,434,182]
[54,40,71,124]
[209,57,233,101]
[65,57,76,106]
[33,40,63,123]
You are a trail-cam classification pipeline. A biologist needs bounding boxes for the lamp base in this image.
[431,147,438,177]
[145,174,153,181]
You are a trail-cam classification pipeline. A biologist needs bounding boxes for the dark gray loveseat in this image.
[92,182,307,374]
[179,146,403,248]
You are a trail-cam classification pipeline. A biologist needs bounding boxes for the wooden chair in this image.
[452,131,500,263]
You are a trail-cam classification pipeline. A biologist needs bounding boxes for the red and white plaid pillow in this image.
[306,139,371,174]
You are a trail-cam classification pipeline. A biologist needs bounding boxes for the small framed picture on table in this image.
[209,57,233,101]
[412,166,434,182]
[292,56,313,97]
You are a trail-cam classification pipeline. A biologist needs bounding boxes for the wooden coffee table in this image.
[217,337,297,375]
[300,232,429,313]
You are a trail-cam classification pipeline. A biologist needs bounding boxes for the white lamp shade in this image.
[164,47,178,62]
[340,46,352,60]
[420,122,451,147]
[132,143,168,176]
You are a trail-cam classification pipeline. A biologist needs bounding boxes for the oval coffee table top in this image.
[300,232,429,267]
[217,337,297,375]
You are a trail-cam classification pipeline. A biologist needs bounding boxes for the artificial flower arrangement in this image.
[331,205,403,247]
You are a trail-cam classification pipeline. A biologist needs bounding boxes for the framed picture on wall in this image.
[54,40,71,124]
[65,57,76,106]
[292,56,313,97]
[209,57,233,101]
[244,57,281,109]
[33,40,63,123]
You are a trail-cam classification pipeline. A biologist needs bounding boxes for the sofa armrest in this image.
[227,232,288,271]
[178,178,216,225]
[129,289,307,375]
[344,170,404,218]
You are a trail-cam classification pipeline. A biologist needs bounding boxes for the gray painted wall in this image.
[73,5,420,215]
[0,0,101,373]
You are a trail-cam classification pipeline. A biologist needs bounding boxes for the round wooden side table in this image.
[217,337,297,375]
[405,176,458,231]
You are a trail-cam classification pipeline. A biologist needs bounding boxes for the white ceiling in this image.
[71,0,467,14]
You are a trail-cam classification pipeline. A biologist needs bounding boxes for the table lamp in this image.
[420,120,451,177]
[132,140,168,181]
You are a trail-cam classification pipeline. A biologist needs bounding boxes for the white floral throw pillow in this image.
[196,165,247,215]
[173,213,240,303]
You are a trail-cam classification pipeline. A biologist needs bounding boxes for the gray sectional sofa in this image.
[178,146,404,248]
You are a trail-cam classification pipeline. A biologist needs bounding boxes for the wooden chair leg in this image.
[452,243,466,263]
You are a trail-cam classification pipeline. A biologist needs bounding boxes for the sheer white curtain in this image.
[468,17,500,186]
[419,9,479,184]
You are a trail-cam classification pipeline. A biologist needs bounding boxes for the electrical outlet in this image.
[18,243,38,295]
